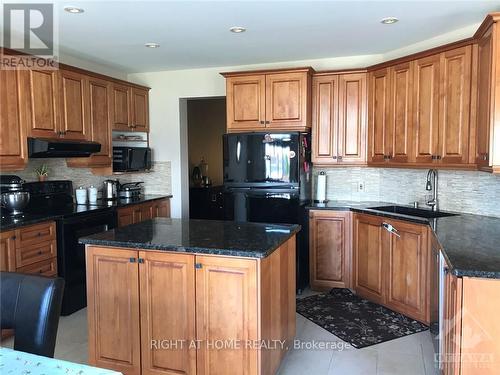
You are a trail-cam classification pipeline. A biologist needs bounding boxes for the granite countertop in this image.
[79,218,301,259]
[0,195,172,231]
[308,201,500,279]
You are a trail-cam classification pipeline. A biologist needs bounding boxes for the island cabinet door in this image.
[139,251,196,375]
[86,247,141,375]
[353,214,386,304]
[195,256,258,375]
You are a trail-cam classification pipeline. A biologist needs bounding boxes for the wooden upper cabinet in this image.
[59,69,88,140]
[413,54,441,164]
[87,77,112,164]
[385,218,429,323]
[223,68,311,132]
[195,255,258,375]
[338,73,367,164]
[353,214,385,304]
[86,247,141,375]
[265,71,310,130]
[312,75,339,164]
[438,46,472,165]
[226,75,266,131]
[390,62,413,163]
[475,15,500,173]
[0,69,27,171]
[131,88,149,131]
[112,84,132,131]
[368,68,391,163]
[139,251,196,375]
[309,210,351,290]
[25,69,60,138]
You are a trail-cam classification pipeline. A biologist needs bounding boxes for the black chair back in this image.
[1,272,64,358]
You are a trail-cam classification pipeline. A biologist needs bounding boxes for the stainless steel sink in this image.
[368,205,457,219]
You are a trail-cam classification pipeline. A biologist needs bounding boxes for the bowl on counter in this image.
[1,191,30,215]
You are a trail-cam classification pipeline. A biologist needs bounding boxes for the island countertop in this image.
[79,218,301,258]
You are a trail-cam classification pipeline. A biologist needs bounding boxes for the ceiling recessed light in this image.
[229,26,246,33]
[380,17,399,25]
[64,6,84,14]
[144,42,160,48]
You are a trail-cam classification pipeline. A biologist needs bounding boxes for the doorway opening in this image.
[185,97,226,219]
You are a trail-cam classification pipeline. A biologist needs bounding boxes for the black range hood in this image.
[28,137,101,158]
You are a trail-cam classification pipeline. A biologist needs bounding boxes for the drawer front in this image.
[17,257,57,277]
[16,240,57,268]
[16,221,56,248]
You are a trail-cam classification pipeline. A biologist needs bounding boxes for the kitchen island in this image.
[80,218,300,375]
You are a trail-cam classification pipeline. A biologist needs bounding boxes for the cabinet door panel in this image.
[369,68,391,163]
[86,247,141,375]
[266,72,310,129]
[312,75,339,163]
[117,207,134,227]
[226,75,265,130]
[112,84,131,130]
[385,219,429,322]
[353,214,385,303]
[390,62,413,163]
[60,69,88,140]
[26,69,59,138]
[439,46,472,165]
[414,55,440,163]
[0,69,27,170]
[196,256,258,375]
[338,73,367,164]
[88,77,112,162]
[132,88,149,131]
[140,252,196,375]
[309,210,351,289]
[0,230,17,272]
[442,271,462,375]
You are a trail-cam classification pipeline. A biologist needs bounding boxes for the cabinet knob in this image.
[337,156,343,161]
[195,263,203,269]
[332,156,337,160]
[265,121,270,125]
[260,121,265,125]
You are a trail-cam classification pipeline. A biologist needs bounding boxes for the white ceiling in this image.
[32,1,500,72]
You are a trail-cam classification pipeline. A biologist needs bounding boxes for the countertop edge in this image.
[80,224,300,259]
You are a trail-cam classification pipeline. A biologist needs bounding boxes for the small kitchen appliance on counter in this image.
[118,182,144,199]
[102,179,119,200]
[0,175,29,216]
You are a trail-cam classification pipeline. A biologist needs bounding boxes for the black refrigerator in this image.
[223,132,311,292]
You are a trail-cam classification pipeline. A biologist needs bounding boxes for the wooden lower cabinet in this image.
[86,236,295,375]
[117,199,171,227]
[385,219,429,323]
[309,210,351,290]
[353,213,430,323]
[353,214,386,304]
[86,247,141,375]
[0,221,57,276]
[442,274,500,374]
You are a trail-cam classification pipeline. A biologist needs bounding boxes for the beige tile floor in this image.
[3,307,438,375]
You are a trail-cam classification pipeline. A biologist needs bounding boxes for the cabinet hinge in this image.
[195,263,202,269]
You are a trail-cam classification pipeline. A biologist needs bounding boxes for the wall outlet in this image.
[358,182,365,192]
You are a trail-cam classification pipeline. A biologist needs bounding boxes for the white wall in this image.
[127,23,480,218]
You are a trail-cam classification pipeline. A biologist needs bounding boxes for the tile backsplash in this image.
[14,159,172,197]
[313,167,500,218]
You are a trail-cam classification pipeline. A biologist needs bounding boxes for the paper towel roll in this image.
[316,172,327,202]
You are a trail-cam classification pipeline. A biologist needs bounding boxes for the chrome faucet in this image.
[426,169,438,211]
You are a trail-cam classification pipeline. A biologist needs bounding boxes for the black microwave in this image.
[113,147,152,172]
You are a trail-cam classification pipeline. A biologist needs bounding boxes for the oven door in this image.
[57,210,117,315]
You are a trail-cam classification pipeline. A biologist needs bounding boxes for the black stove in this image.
[17,180,117,315]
